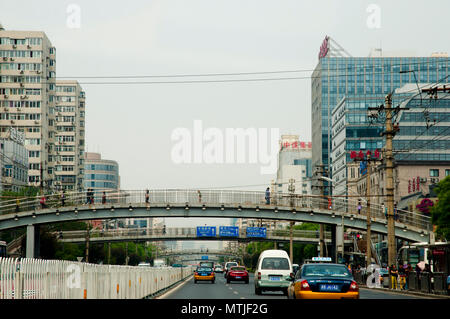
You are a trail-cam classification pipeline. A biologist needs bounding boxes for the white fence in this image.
[0,257,193,299]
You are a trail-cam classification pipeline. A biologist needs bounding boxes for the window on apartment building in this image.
[446,169,450,177]
[430,169,439,177]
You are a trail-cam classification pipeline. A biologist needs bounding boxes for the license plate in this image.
[201,273,208,276]
[236,276,241,279]
[269,276,281,281]
[320,284,339,292]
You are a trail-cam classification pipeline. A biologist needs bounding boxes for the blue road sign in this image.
[196,226,216,237]
[201,256,209,260]
[246,227,266,238]
[219,226,239,237]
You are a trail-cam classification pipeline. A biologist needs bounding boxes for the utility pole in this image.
[367,93,406,267]
[85,222,90,263]
[288,179,295,263]
[108,242,111,264]
[384,94,397,267]
[365,153,372,266]
[315,165,326,257]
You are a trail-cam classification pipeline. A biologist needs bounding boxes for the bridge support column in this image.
[26,224,40,258]
[329,225,336,263]
[335,224,344,263]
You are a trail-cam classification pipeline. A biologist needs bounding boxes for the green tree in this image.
[431,176,450,241]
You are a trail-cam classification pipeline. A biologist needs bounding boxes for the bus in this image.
[398,242,449,272]
[0,240,7,258]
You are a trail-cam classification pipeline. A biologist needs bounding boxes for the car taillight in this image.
[300,280,310,291]
[349,280,359,292]
[258,272,261,280]
[195,272,198,276]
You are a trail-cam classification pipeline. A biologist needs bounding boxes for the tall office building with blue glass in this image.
[311,36,449,193]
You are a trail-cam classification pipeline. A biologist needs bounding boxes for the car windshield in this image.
[226,263,238,268]
[302,264,352,278]
[231,267,246,271]
[261,257,290,270]
[197,267,212,272]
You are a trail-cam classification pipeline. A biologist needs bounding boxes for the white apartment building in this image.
[275,135,312,195]
[0,25,85,192]
[54,81,85,191]
[0,27,56,189]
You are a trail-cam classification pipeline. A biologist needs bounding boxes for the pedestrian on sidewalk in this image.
[357,200,361,214]
[265,187,270,205]
[15,198,20,213]
[40,195,47,209]
[102,191,107,204]
[398,263,406,290]
[197,190,202,203]
[405,263,412,290]
[90,188,95,205]
[145,189,150,207]
[389,264,398,290]
[61,190,66,207]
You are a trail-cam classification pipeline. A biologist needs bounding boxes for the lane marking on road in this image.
[155,276,193,299]
[233,291,239,295]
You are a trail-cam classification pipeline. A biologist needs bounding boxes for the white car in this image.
[254,250,293,296]
[214,266,224,273]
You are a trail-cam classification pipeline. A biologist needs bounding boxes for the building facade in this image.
[311,36,449,187]
[0,28,56,189]
[352,84,450,210]
[275,135,312,195]
[84,152,120,191]
[0,26,86,193]
[0,128,28,192]
[53,81,85,191]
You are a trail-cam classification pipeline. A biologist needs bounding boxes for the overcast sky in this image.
[2,0,449,190]
[2,0,449,240]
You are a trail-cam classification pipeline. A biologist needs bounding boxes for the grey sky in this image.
[2,0,449,190]
[2,0,449,238]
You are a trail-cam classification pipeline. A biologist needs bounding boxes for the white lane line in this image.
[156,275,193,299]
[233,291,239,295]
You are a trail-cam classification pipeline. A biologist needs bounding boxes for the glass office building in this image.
[312,38,449,195]
[83,152,120,191]
[393,84,450,163]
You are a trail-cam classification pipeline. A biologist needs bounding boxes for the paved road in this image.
[162,274,428,299]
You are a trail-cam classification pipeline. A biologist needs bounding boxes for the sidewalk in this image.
[359,284,450,299]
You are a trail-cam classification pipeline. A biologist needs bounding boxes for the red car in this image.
[226,266,249,284]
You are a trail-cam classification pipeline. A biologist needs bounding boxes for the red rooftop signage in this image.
[318,36,329,59]
[280,141,312,150]
[350,149,380,160]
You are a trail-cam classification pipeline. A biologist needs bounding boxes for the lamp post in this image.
[319,176,342,262]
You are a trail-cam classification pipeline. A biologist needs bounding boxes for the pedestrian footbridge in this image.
[55,227,353,245]
[0,189,432,257]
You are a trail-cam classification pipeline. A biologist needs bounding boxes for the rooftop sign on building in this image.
[318,36,329,59]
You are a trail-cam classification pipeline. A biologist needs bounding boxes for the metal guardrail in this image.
[57,227,335,241]
[0,257,194,299]
[354,270,449,296]
[0,189,432,232]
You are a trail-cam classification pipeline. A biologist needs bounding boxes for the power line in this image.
[1,59,448,85]
[54,59,449,79]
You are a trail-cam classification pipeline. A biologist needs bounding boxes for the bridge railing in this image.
[0,189,431,231]
[0,257,193,299]
[55,227,335,241]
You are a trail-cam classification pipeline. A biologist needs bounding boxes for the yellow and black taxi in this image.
[287,258,359,299]
[194,266,215,284]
